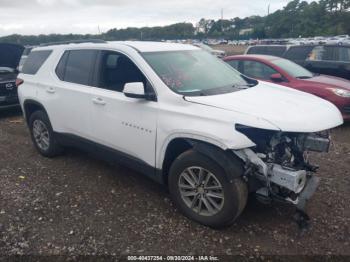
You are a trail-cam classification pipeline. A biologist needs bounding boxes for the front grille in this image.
[343,106,350,114]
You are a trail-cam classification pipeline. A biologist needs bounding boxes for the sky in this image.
[0,0,314,36]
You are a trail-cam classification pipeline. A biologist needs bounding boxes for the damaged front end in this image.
[234,124,330,228]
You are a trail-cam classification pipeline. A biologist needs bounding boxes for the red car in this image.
[224,54,350,121]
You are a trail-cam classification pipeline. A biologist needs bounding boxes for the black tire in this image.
[168,149,248,228]
[28,110,63,157]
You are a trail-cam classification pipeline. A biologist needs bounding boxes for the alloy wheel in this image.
[32,119,50,151]
[178,167,224,217]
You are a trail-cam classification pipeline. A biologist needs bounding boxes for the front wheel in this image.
[168,150,248,228]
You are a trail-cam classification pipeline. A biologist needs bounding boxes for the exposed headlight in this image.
[328,88,350,98]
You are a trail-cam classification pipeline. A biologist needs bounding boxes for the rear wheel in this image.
[169,149,248,228]
[29,111,63,157]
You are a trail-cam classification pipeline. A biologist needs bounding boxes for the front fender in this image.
[191,141,246,183]
[157,131,255,170]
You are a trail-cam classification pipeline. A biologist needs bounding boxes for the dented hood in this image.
[0,43,24,69]
[185,82,343,133]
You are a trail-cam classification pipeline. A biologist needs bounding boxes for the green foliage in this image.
[0,0,349,45]
[265,0,350,38]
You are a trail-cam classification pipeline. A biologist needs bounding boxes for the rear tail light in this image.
[16,78,24,87]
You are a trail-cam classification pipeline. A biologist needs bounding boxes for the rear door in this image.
[38,49,98,138]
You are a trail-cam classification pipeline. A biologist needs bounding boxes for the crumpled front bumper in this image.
[234,148,320,209]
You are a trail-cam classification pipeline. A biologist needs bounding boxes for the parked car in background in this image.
[225,54,350,121]
[246,44,350,80]
[325,37,342,45]
[304,45,350,80]
[194,43,226,58]
[246,45,289,57]
[18,41,342,227]
[287,38,307,46]
[335,35,350,45]
[0,43,24,109]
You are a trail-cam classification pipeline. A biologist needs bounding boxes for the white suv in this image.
[18,41,343,228]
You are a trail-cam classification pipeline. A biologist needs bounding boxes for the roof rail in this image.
[39,39,107,47]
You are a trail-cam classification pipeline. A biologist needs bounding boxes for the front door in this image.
[89,51,158,168]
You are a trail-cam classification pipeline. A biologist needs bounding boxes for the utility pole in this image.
[268,4,270,16]
[221,8,224,33]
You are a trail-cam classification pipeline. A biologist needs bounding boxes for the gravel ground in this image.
[0,107,349,260]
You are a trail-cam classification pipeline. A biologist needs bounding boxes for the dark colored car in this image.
[0,43,24,109]
[246,45,350,80]
[246,45,288,57]
[224,54,350,121]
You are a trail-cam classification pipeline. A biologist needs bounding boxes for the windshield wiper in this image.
[233,84,255,89]
[296,76,312,79]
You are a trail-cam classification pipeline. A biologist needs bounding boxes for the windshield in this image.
[143,50,249,96]
[271,58,314,79]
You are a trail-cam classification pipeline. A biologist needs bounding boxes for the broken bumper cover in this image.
[268,164,307,193]
[234,148,320,209]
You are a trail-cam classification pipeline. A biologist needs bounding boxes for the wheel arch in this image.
[160,136,245,185]
[23,99,49,125]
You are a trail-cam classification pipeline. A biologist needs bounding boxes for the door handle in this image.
[46,87,56,94]
[92,97,106,106]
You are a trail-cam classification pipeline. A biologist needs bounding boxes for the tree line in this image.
[0,0,349,46]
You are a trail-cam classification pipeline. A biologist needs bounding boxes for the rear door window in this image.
[56,50,98,86]
[21,50,52,75]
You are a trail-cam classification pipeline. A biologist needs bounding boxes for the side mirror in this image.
[270,73,284,82]
[123,82,146,99]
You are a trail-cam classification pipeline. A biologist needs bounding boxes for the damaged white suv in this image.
[18,41,343,228]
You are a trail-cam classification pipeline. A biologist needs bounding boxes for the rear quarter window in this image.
[21,50,52,75]
[55,51,69,80]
